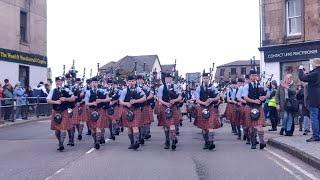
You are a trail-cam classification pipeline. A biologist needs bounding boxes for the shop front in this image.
[259,41,320,85]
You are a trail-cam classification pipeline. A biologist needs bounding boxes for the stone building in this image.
[259,0,320,84]
[0,0,47,88]
[214,60,260,82]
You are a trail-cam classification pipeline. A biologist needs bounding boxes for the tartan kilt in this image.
[100,109,110,128]
[234,105,242,126]
[154,101,161,116]
[225,103,236,123]
[50,110,73,131]
[158,105,181,127]
[87,109,107,129]
[121,107,142,128]
[141,106,154,125]
[195,106,221,130]
[71,105,85,125]
[238,105,246,126]
[244,105,265,127]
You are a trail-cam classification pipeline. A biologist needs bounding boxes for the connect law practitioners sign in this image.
[260,41,320,62]
[0,48,47,67]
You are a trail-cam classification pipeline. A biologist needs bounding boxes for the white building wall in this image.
[0,61,46,88]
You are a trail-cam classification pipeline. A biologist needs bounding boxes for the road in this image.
[0,119,319,180]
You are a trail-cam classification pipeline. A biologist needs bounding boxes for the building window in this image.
[220,69,225,76]
[20,11,27,42]
[231,68,236,75]
[286,0,302,36]
[241,67,246,75]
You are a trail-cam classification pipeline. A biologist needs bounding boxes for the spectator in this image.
[276,74,297,136]
[299,58,320,142]
[0,80,3,119]
[13,82,27,120]
[268,80,279,131]
[25,86,35,114]
[33,82,49,116]
[296,85,306,132]
[2,81,14,121]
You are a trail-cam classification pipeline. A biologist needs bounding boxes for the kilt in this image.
[71,105,85,125]
[225,103,236,123]
[244,105,265,128]
[87,109,107,129]
[154,101,161,116]
[195,106,221,130]
[140,106,154,125]
[121,107,142,128]
[234,105,242,126]
[50,110,73,131]
[158,105,181,127]
[237,105,246,126]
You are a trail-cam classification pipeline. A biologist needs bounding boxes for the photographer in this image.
[299,58,320,142]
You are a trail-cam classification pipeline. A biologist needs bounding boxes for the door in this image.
[19,65,29,88]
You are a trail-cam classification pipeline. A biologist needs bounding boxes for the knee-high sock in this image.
[208,132,214,142]
[237,125,241,137]
[258,131,265,144]
[67,127,75,143]
[202,131,209,143]
[133,132,139,144]
[60,131,66,147]
[92,132,97,143]
[76,124,84,135]
[111,122,117,134]
[251,128,257,145]
[128,134,134,145]
[169,130,176,141]
[101,128,105,140]
[146,124,151,136]
[96,131,101,144]
[55,130,61,146]
[165,130,170,143]
[109,123,113,136]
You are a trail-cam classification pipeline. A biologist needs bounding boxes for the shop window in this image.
[220,69,225,76]
[241,67,246,75]
[231,68,236,75]
[286,0,302,36]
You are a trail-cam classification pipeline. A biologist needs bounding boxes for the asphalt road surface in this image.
[0,119,319,180]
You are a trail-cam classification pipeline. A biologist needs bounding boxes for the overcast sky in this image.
[48,0,261,79]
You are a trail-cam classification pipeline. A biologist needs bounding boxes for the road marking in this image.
[85,139,111,154]
[267,156,303,180]
[44,168,64,180]
[86,148,95,154]
[38,120,49,123]
[266,148,319,180]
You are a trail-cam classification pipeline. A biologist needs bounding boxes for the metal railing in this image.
[0,97,52,122]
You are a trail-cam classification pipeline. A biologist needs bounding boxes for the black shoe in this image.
[132,142,140,150]
[251,144,257,149]
[78,135,82,141]
[95,143,100,150]
[243,135,247,141]
[171,141,177,150]
[86,130,92,135]
[260,143,266,150]
[110,135,116,141]
[279,128,284,135]
[67,142,75,146]
[100,138,106,144]
[57,146,64,152]
[208,142,215,150]
[285,134,293,136]
[128,145,133,149]
[164,141,170,149]
[121,127,124,132]
[140,138,145,145]
[203,142,209,150]
[306,137,320,142]
[144,135,151,140]
[303,132,308,135]
[246,140,251,145]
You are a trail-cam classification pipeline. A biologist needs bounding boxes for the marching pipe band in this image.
[47,64,272,152]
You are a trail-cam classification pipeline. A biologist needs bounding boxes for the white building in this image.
[0,0,47,88]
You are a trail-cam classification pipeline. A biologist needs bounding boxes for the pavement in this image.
[0,117,320,180]
[0,116,50,128]
[266,127,320,171]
